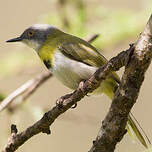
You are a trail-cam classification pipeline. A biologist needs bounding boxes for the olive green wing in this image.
[58,41,120,83]
[58,41,107,67]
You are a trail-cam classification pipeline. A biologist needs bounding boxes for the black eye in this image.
[27,30,34,37]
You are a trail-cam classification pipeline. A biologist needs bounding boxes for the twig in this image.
[0,34,99,113]
[0,72,52,112]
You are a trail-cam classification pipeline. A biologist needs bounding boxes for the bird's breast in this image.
[38,43,57,69]
[50,51,97,90]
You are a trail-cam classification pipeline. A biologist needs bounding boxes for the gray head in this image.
[7,24,61,51]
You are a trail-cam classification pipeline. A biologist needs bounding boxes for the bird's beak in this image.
[6,37,22,43]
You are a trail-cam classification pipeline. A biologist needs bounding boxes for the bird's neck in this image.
[37,43,56,69]
[37,34,65,69]
[37,32,70,69]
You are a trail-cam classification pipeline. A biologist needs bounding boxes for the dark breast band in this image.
[43,60,52,69]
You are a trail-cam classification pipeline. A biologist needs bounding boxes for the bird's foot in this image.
[71,103,77,109]
[78,80,90,97]
[78,80,86,93]
[56,93,77,108]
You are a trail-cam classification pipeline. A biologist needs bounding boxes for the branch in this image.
[0,34,99,113]
[2,39,129,152]
[0,72,52,112]
[89,15,152,152]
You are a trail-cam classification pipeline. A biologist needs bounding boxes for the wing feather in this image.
[58,42,107,67]
[58,40,120,83]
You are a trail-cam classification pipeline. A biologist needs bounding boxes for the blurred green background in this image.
[0,0,152,151]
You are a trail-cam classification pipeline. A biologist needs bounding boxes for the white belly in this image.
[50,51,97,90]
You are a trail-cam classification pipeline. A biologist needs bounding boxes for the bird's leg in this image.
[56,93,73,108]
[78,80,90,96]
[71,103,77,108]
[56,80,88,109]
[78,80,86,93]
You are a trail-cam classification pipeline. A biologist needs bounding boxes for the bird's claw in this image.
[56,93,73,108]
[56,96,65,108]
[56,80,87,109]
[78,80,90,96]
[78,80,86,93]
[71,103,77,108]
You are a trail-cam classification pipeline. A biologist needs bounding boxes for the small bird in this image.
[7,24,149,147]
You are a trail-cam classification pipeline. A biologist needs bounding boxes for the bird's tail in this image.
[127,114,151,148]
[103,79,151,148]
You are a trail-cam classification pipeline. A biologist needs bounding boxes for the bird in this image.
[6,24,150,148]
